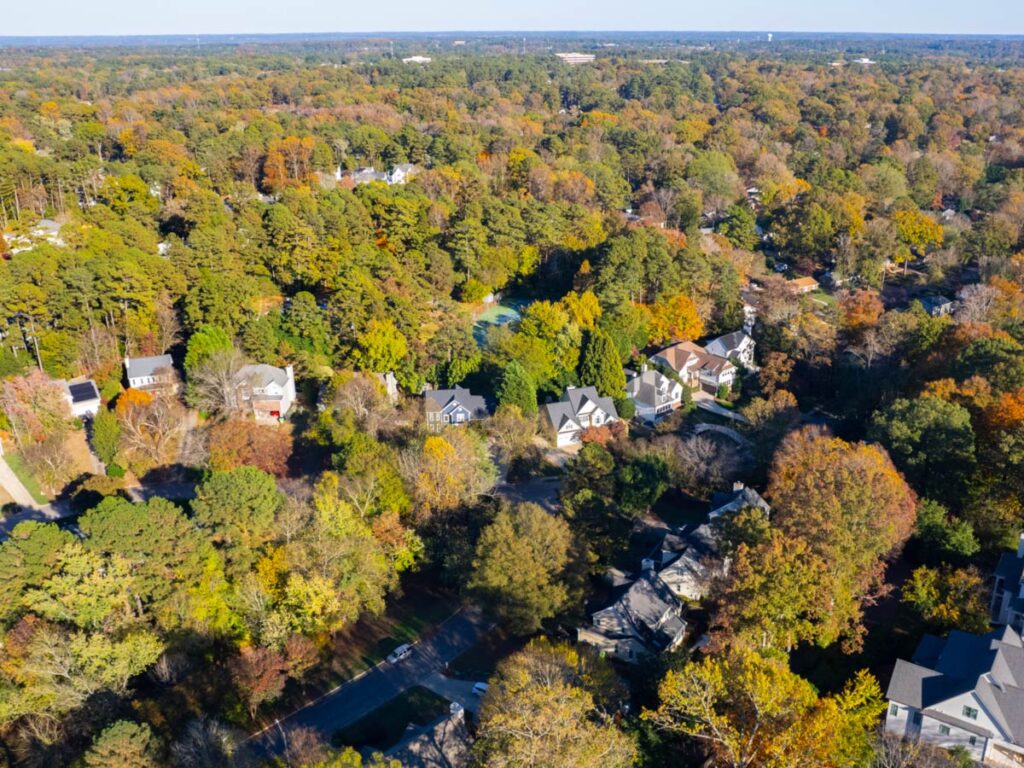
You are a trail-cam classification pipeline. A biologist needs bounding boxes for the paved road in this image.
[251,606,492,756]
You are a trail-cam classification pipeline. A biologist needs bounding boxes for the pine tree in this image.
[578,329,626,398]
[497,361,537,414]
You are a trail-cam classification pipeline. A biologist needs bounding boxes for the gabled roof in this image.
[544,400,580,433]
[593,570,685,652]
[706,330,752,356]
[709,484,770,519]
[64,380,100,405]
[565,385,617,418]
[626,369,682,408]
[888,627,1024,744]
[237,363,291,389]
[657,524,724,598]
[125,354,174,380]
[424,386,488,419]
[652,341,706,371]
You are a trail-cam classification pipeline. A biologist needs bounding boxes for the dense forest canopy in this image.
[0,33,1022,768]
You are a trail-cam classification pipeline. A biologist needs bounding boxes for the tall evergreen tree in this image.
[578,329,626,398]
[496,361,537,414]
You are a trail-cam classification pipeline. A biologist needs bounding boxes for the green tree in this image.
[84,720,163,768]
[618,453,669,516]
[192,467,284,573]
[718,203,759,250]
[578,328,625,399]
[869,396,975,503]
[954,337,1024,394]
[92,407,122,466]
[496,361,537,415]
[469,503,572,632]
[351,319,408,374]
[184,324,234,376]
[913,499,979,563]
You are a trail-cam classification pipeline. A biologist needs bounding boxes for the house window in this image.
[443,414,450,423]
[889,704,899,717]
[939,725,951,736]
[912,712,922,725]
[969,736,977,747]
[962,706,979,720]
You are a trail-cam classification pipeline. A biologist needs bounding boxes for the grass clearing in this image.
[331,686,450,751]
[5,452,50,504]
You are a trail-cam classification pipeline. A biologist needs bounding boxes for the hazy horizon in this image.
[4,0,1022,39]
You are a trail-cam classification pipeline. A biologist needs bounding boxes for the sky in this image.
[3,0,1022,38]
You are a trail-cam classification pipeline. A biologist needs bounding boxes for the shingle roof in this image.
[385,711,472,768]
[709,485,770,519]
[424,386,488,419]
[888,627,1024,743]
[706,330,751,355]
[125,354,174,380]
[237,363,290,389]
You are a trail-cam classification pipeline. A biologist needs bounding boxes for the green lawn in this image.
[5,453,50,504]
[332,686,450,751]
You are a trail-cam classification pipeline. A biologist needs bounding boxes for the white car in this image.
[472,682,489,696]
[386,644,413,664]
[773,262,790,273]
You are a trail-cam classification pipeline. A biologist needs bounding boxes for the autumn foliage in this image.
[208,420,293,476]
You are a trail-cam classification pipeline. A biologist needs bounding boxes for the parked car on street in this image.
[386,643,414,664]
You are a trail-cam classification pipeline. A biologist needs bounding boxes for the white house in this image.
[886,627,1024,766]
[625,367,684,423]
[235,364,296,422]
[705,331,756,370]
[57,379,101,418]
[543,386,618,448]
[424,386,488,431]
[650,341,736,394]
[387,163,419,185]
[124,354,178,393]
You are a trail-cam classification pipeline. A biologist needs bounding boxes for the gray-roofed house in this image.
[625,367,684,423]
[543,386,619,449]
[577,565,688,664]
[424,386,488,431]
[709,482,771,521]
[235,364,297,422]
[921,295,955,318]
[57,379,101,418]
[885,626,1024,765]
[992,534,1024,633]
[384,706,472,768]
[124,354,178,393]
[656,523,728,602]
[705,330,756,369]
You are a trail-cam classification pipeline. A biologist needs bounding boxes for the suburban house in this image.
[124,354,178,393]
[577,524,728,662]
[543,386,619,448]
[787,276,820,295]
[709,482,771,521]
[650,341,736,394]
[57,379,101,418]
[424,386,489,430]
[388,163,419,184]
[625,367,684,423]
[921,295,955,317]
[991,534,1024,633]
[654,524,728,602]
[384,705,472,768]
[885,626,1024,766]
[577,566,688,663]
[234,364,296,422]
[705,330,756,369]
